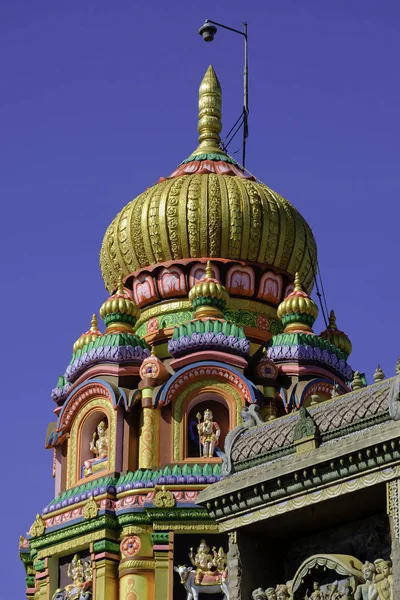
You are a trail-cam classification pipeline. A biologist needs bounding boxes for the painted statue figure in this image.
[276,584,291,600]
[374,559,393,600]
[310,581,324,599]
[83,420,108,476]
[174,565,229,600]
[354,562,378,600]
[51,554,93,600]
[252,588,266,600]
[265,588,277,600]
[189,539,214,584]
[197,410,221,458]
[212,546,228,581]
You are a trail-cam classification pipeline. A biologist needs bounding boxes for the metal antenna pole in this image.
[243,21,248,169]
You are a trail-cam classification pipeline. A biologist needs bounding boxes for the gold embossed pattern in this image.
[100,174,317,294]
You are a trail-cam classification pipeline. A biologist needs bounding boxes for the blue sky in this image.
[1,1,399,594]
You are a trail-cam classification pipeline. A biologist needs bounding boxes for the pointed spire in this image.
[90,314,98,331]
[352,370,363,391]
[320,309,352,359]
[373,365,385,382]
[277,272,318,334]
[328,310,337,328]
[73,314,102,353]
[205,260,215,280]
[294,272,303,291]
[193,66,225,156]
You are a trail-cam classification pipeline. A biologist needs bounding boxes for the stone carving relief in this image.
[251,553,394,600]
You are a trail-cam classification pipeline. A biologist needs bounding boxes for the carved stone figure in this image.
[265,588,277,600]
[83,420,108,476]
[339,585,355,600]
[276,584,291,599]
[222,405,263,476]
[252,588,267,600]
[197,410,221,458]
[354,562,378,600]
[189,539,215,584]
[374,559,393,600]
[310,581,324,599]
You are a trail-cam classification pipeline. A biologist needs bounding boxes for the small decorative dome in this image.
[100,66,317,294]
[188,261,229,319]
[277,273,318,333]
[99,278,140,333]
[73,314,102,353]
[319,310,352,359]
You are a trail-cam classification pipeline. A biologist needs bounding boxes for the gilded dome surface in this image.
[100,66,317,293]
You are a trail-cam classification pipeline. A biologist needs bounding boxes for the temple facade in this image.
[19,65,399,600]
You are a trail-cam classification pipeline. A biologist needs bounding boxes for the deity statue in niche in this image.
[374,559,393,600]
[212,546,228,581]
[189,539,215,584]
[197,409,221,458]
[52,554,93,600]
[83,420,108,477]
[354,562,378,600]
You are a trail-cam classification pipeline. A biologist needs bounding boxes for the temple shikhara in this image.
[20,65,400,600]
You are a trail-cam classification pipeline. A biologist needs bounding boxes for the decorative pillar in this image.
[227,531,242,600]
[387,479,400,597]
[153,532,173,600]
[119,534,155,600]
[94,554,119,600]
[138,392,159,469]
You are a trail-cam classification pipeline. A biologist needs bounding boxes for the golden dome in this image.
[73,314,102,353]
[99,278,141,333]
[188,261,229,318]
[100,66,317,294]
[277,273,318,333]
[320,310,352,358]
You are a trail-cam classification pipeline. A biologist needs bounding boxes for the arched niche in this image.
[172,381,244,462]
[186,393,230,458]
[80,411,109,479]
[68,397,116,488]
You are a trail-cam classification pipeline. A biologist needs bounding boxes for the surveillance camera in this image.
[198,22,217,42]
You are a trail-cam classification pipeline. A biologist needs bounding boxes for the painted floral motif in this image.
[121,535,141,558]
[256,315,270,331]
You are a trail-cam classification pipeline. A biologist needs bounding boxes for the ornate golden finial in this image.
[328,310,337,327]
[193,66,224,155]
[396,357,400,375]
[117,276,125,295]
[90,314,98,331]
[352,370,363,391]
[373,365,385,382]
[294,272,303,291]
[205,260,215,279]
[151,345,157,357]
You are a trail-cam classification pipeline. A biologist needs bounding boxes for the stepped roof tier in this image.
[100,66,317,295]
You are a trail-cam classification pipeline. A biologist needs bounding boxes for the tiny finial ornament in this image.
[205,260,215,280]
[90,314,98,331]
[373,365,385,382]
[294,272,302,291]
[352,370,363,390]
[117,275,125,295]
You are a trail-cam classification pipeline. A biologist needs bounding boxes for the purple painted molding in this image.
[168,332,250,358]
[267,344,352,380]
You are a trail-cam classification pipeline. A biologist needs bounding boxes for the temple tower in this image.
[19,66,356,600]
